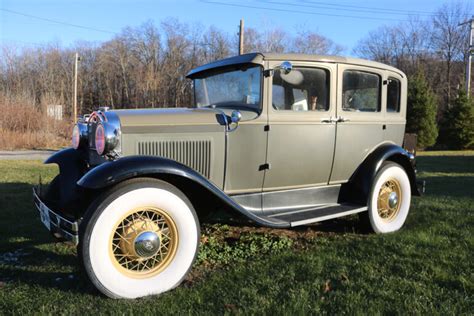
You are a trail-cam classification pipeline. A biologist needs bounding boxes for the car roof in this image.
[186,52,405,78]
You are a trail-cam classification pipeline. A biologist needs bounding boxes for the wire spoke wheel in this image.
[109,207,179,278]
[80,179,199,298]
[377,178,402,222]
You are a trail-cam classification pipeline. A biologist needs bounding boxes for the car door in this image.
[262,61,337,212]
[330,64,386,184]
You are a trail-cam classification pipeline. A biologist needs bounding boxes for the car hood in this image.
[112,107,225,128]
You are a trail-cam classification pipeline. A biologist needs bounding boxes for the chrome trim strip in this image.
[290,207,367,227]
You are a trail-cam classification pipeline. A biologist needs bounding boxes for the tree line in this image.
[0,1,473,149]
[354,2,473,148]
[0,18,342,115]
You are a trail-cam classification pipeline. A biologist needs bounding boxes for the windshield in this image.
[194,65,262,111]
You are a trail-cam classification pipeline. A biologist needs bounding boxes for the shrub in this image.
[438,88,474,149]
[0,94,71,150]
[406,70,438,149]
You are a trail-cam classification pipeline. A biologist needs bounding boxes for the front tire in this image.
[366,162,411,234]
[79,178,199,299]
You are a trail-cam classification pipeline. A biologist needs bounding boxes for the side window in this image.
[387,77,401,113]
[342,70,381,112]
[272,67,329,111]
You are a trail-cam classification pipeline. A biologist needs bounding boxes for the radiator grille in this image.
[137,140,212,178]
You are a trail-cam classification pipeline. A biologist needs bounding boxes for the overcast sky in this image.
[1,0,473,55]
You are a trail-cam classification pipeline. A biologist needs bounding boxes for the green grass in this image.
[0,153,473,314]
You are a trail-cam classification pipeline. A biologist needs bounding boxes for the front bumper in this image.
[33,187,80,245]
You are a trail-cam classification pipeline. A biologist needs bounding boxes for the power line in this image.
[262,0,473,17]
[0,8,116,34]
[287,0,469,16]
[200,1,412,22]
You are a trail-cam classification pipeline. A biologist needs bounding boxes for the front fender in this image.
[77,156,289,228]
[77,156,205,190]
[45,148,88,205]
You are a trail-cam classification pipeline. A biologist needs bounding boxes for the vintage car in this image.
[33,53,421,299]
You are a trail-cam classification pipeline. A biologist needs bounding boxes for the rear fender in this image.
[339,143,420,204]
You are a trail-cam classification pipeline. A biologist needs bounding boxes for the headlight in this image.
[95,124,105,155]
[95,122,120,155]
[72,123,88,149]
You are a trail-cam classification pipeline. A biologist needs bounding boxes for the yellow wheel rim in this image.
[109,207,178,278]
[377,178,402,222]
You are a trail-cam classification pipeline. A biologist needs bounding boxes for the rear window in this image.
[342,70,381,112]
[387,77,401,113]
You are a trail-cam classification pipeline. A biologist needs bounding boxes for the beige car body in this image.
[35,52,418,243]
[114,53,407,212]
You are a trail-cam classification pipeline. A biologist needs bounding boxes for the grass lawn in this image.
[0,153,473,314]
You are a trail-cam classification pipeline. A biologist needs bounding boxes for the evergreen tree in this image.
[440,88,474,149]
[406,70,438,149]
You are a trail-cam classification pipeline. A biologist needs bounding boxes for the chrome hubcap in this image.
[134,231,161,258]
[388,191,398,209]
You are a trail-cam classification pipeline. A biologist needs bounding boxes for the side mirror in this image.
[278,61,292,74]
[265,61,293,77]
[228,110,242,132]
[231,110,242,124]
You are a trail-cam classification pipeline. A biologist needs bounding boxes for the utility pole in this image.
[73,52,80,122]
[459,17,474,97]
[239,19,244,55]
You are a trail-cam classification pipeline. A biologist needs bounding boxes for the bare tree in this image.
[293,30,343,55]
[431,1,471,106]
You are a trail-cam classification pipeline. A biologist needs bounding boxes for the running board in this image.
[259,204,367,227]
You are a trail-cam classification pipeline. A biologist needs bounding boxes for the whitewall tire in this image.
[79,178,199,299]
[367,162,411,234]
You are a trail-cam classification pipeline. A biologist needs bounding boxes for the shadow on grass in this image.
[417,155,474,174]
[0,265,97,295]
[0,182,97,295]
[419,175,474,199]
[0,183,51,243]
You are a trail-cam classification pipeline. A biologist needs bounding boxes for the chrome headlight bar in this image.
[72,108,121,157]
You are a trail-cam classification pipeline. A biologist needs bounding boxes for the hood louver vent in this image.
[137,139,212,178]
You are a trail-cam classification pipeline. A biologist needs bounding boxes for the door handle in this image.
[321,117,338,123]
[337,116,350,122]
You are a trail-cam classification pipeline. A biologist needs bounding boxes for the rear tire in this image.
[79,178,200,299]
[362,162,411,234]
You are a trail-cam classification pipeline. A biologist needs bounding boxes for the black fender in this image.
[340,143,420,204]
[44,148,88,208]
[77,155,289,228]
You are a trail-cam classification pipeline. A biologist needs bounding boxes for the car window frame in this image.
[192,63,265,114]
[341,69,382,113]
[336,64,388,122]
[270,66,331,113]
[267,61,336,121]
[386,76,402,114]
